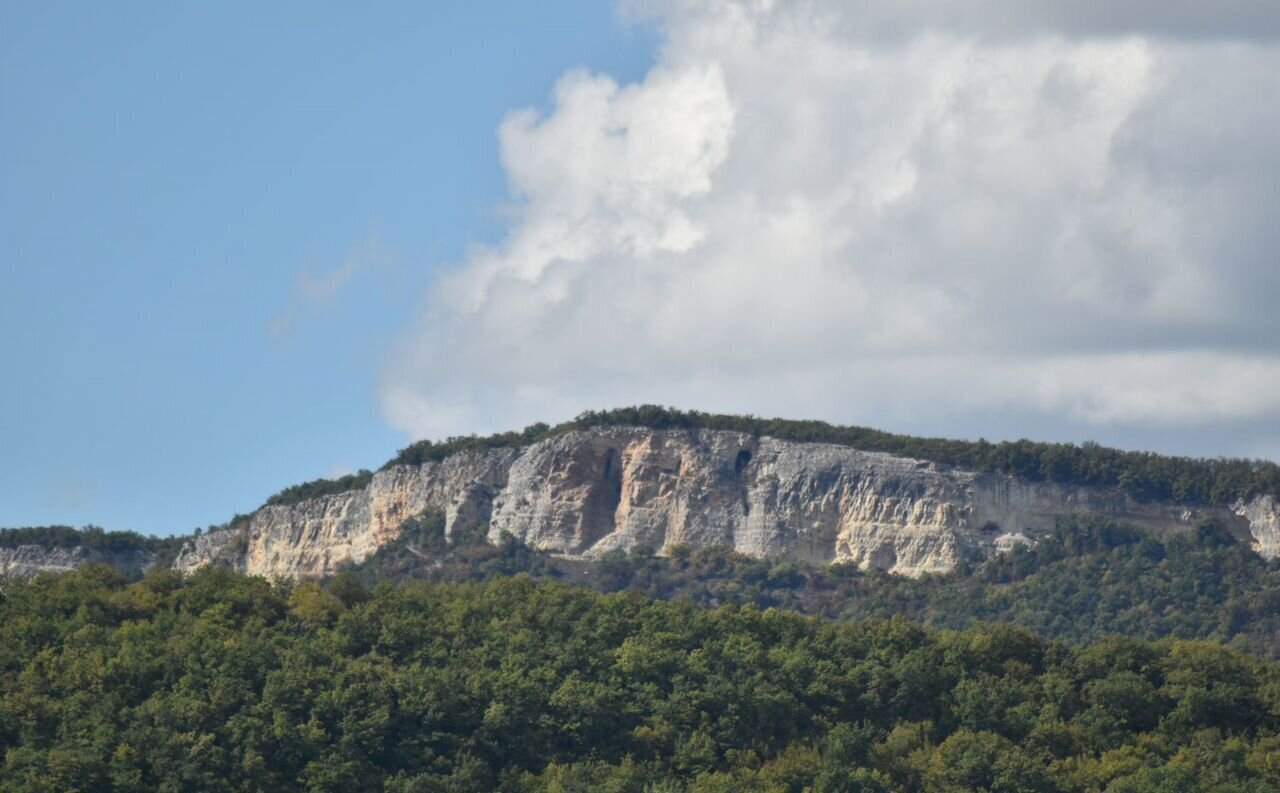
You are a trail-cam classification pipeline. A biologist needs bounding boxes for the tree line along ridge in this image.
[266,405,1280,508]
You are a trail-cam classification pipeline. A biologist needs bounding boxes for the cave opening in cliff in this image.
[575,448,624,550]
[735,449,753,475]
[603,448,623,500]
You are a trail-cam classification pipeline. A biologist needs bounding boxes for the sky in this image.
[3,1,1279,536]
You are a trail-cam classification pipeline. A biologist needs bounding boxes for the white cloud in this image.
[381,1,1280,459]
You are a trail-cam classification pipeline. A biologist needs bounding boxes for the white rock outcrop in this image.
[174,448,517,578]
[488,429,1259,576]
[172,427,1280,579]
[1233,495,1280,560]
[171,529,245,573]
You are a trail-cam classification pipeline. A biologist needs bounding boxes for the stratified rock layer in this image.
[0,545,156,579]
[169,426,1280,579]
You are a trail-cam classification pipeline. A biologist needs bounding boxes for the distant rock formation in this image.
[0,545,156,579]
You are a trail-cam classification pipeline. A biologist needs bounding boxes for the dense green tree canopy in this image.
[2,566,1278,792]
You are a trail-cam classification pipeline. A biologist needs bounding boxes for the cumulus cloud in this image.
[380,0,1280,459]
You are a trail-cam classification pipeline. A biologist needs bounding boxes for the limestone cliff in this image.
[173,426,1280,579]
[488,428,1266,576]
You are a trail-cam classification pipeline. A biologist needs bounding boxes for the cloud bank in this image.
[381,0,1280,459]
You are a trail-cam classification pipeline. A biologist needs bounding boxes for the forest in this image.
[2,565,1279,792]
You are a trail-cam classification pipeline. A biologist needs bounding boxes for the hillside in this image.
[6,414,1280,790]
[9,511,1280,660]
[347,510,1280,660]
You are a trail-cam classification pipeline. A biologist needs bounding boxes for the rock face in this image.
[487,429,1261,576]
[1234,495,1280,560]
[171,530,245,574]
[173,427,1280,579]
[0,545,156,579]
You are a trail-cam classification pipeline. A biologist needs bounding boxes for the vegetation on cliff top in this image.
[0,525,157,553]
[384,406,1280,507]
[2,566,1279,791]
[0,520,248,571]
[263,470,374,507]
[258,405,1280,508]
[0,526,188,568]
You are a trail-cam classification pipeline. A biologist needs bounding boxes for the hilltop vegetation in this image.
[264,470,374,507]
[364,406,1280,511]
[563,408,1280,506]
[0,525,156,553]
[0,525,188,569]
[1,567,1278,792]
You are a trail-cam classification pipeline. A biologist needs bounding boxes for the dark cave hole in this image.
[603,448,623,501]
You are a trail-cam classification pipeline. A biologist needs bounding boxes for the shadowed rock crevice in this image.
[577,447,624,552]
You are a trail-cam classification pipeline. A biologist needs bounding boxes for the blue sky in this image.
[5,1,1280,537]
[1,2,655,535]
